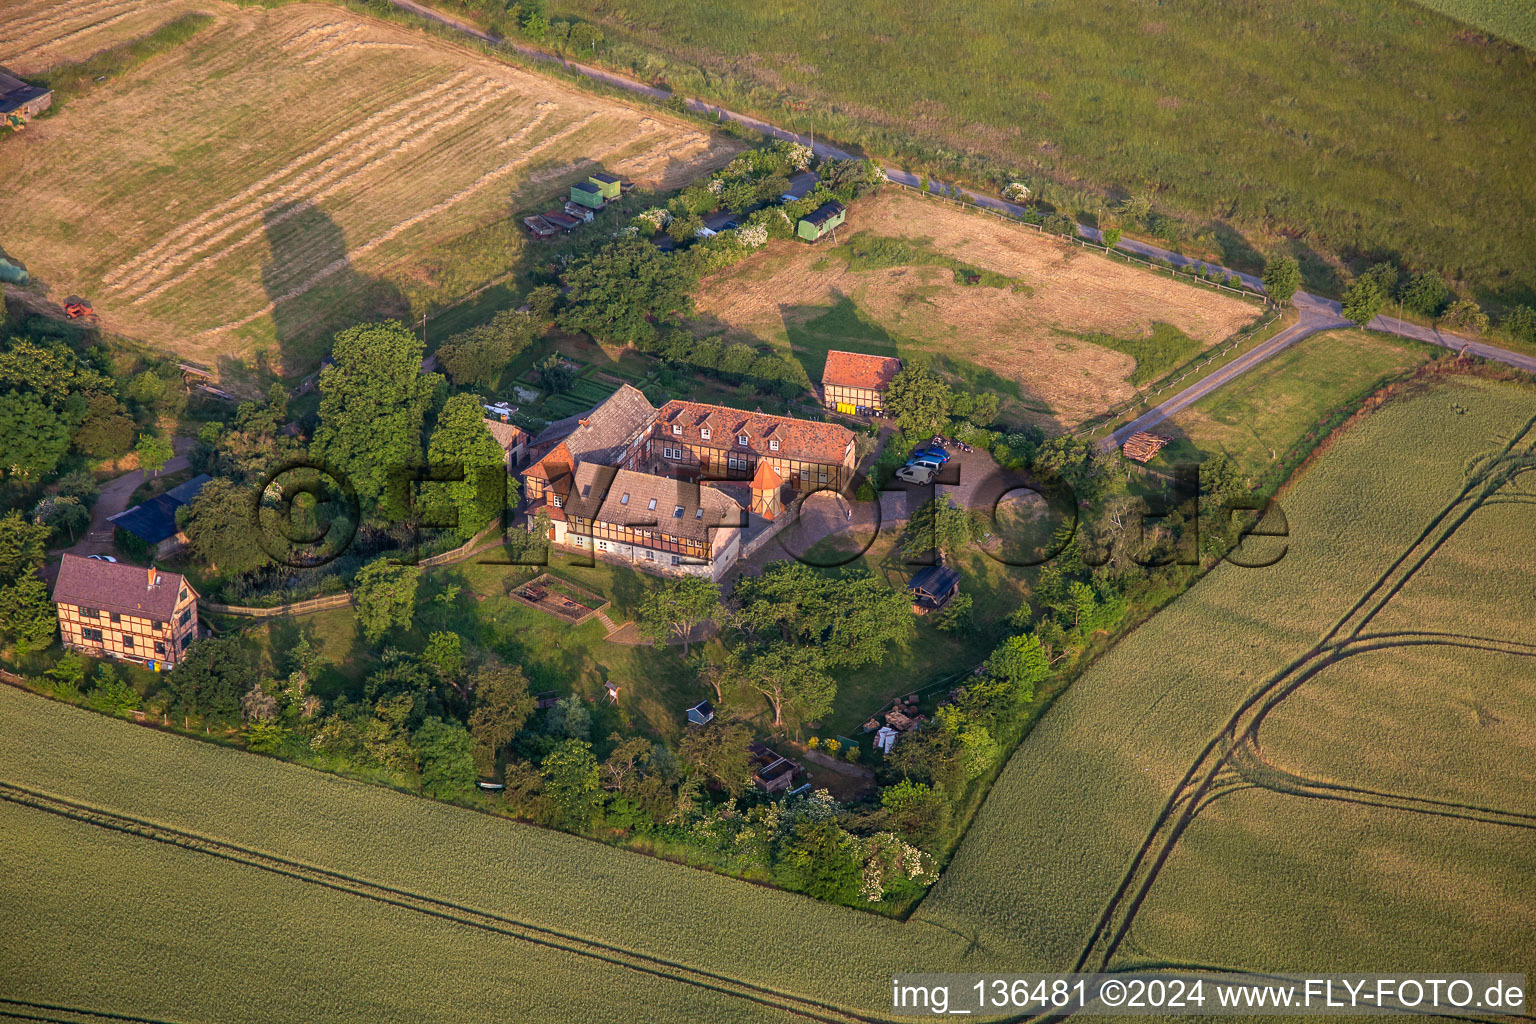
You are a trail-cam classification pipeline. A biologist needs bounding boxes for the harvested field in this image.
[0,2,741,371]
[0,0,209,72]
[697,191,1259,428]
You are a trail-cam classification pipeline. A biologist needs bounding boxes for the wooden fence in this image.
[885,180,1267,301]
[198,524,505,618]
[199,592,354,618]
[1073,306,1285,437]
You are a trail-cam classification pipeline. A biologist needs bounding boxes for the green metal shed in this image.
[797,200,846,241]
[569,180,605,210]
[588,171,622,200]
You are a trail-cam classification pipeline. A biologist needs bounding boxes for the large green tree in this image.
[540,738,603,830]
[726,642,836,728]
[0,392,70,480]
[0,511,48,584]
[424,393,510,539]
[163,634,255,729]
[732,562,911,669]
[311,321,440,515]
[637,576,720,656]
[1341,276,1386,325]
[413,717,478,798]
[901,497,986,562]
[136,433,174,476]
[557,237,695,345]
[353,558,421,643]
[436,309,537,389]
[1261,255,1301,304]
[884,363,951,438]
[0,575,54,654]
[677,721,754,796]
[178,478,267,575]
[467,660,535,772]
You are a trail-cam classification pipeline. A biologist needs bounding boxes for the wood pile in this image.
[1121,432,1171,463]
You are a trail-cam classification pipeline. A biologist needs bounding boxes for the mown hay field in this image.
[0,0,210,73]
[914,374,1536,971]
[697,191,1259,428]
[0,1,741,371]
[565,0,1536,305]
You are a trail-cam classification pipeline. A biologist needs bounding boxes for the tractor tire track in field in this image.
[1072,409,1536,976]
[0,782,887,1024]
[204,108,605,335]
[0,998,185,1024]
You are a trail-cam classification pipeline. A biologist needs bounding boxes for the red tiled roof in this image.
[821,350,902,391]
[750,461,783,491]
[653,400,854,465]
[483,418,528,451]
[52,554,194,620]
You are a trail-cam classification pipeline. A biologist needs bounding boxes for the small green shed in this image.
[588,171,622,200]
[569,180,605,210]
[797,200,846,242]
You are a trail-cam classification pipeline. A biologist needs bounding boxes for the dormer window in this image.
[672,424,682,435]
[647,498,658,511]
[620,493,630,505]
[701,428,711,440]
[673,506,685,518]
[695,507,704,519]
[738,434,749,446]
[770,439,780,451]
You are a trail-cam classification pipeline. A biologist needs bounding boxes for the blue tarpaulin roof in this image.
[108,474,210,544]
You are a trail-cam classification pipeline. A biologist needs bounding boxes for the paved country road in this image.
[388,0,1536,414]
[62,439,193,560]
[1102,311,1346,448]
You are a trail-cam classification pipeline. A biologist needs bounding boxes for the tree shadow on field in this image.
[260,200,408,377]
[781,291,902,390]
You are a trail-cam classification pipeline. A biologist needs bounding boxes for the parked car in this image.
[906,457,944,473]
[87,554,117,562]
[779,193,798,203]
[721,221,740,231]
[909,447,950,464]
[895,464,937,485]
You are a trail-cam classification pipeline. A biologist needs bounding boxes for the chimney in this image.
[147,566,158,587]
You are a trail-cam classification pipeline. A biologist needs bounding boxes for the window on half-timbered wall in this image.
[179,610,191,626]
[109,612,121,624]
[81,607,99,619]
[81,628,103,643]
[123,635,134,649]
[154,641,167,655]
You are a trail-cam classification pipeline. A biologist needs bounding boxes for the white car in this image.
[87,554,118,562]
[895,464,936,485]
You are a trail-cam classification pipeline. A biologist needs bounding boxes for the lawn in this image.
[1155,327,1437,484]
[562,0,1536,306]
[0,0,741,373]
[915,374,1536,971]
[697,191,1261,429]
